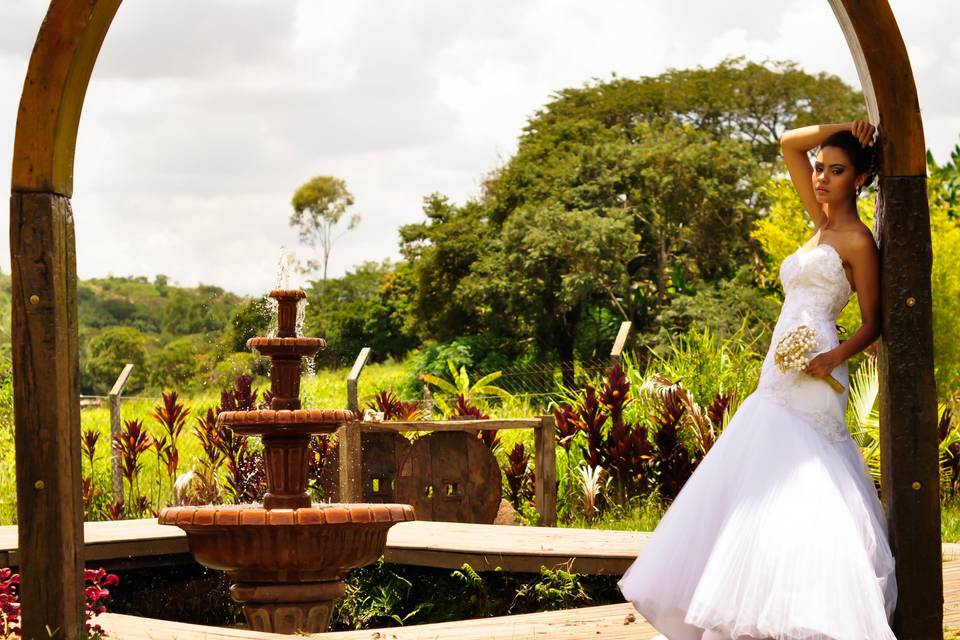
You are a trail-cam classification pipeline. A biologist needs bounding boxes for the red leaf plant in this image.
[598,363,654,502]
[939,406,959,496]
[150,391,191,485]
[81,429,101,520]
[81,477,100,521]
[221,375,260,412]
[104,500,125,521]
[574,384,606,468]
[81,429,99,470]
[650,388,696,502]
[215,377,267,503]
[552,403,579,451]
[184,407,225,505]
[308,435,339,501]
[0,567,119,638]
[84,567,120,637]
[502,442,535,509]
[449,394,500,452]
[112,418,152,516]
[0,567,19,637]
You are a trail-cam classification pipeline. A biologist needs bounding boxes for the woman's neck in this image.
[822,201,860,230]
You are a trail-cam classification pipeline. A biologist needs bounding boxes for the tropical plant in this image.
[847,354,960,494]
[367,389,421,421]
[419,360,512,405]
[575,465,610,523]
[640,373,729,459]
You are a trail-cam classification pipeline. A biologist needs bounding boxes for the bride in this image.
[617,120,896,640]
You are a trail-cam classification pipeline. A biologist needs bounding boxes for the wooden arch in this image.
[9,0,940,637]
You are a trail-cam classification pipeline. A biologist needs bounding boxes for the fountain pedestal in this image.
[159,289,415,634]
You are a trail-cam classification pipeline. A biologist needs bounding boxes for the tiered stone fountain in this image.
[159,289,415,634]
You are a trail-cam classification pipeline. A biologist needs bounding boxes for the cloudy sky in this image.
[1,0,958,296]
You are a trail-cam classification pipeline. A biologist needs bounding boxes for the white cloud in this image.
[1,0,957,295]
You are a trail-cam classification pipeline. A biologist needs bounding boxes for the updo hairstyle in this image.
[817,129,880,194]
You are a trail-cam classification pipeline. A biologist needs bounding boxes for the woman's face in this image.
[812,145,864,205]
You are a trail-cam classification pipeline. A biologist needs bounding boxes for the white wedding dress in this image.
[618,242,897,640]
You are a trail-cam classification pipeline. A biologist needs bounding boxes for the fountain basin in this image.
[217,408,354,436]
[160,503,415,633]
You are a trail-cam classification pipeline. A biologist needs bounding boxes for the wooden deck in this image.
[3,518,960,575]
[0,519,657,574]
[96,604,659,639]
[0,519,953,638]
[91,559,960,639]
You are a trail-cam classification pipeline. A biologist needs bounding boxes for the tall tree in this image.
[401,57,865,374]
[290,176,361,286]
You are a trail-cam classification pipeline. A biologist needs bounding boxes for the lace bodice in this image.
[754,243,855,442]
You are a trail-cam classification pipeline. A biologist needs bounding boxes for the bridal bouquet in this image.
[774,325,845,393]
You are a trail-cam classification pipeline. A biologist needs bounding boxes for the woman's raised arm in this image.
[779,121,874,227]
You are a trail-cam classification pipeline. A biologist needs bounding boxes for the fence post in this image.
[610,321,632,366]
[340,347,370,502]
[108,363,134,504]
[535,414,558,526]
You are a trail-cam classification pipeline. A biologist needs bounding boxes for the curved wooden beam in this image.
[829,0,926,177]
[11,0,120,196]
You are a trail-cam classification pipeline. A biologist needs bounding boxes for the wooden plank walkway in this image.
[93,559,960,639]
[96,604,658,639]
[4,518,960,575]
[0,519,656,574]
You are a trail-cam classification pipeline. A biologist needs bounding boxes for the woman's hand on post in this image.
[850,120,876,147]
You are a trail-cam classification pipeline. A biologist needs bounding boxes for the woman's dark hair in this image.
[818,130,880,193]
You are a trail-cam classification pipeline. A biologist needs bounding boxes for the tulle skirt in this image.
[617,392,897,640]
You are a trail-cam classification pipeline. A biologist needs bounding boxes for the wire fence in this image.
[405,358,620,413]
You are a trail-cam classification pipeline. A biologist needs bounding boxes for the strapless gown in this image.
[617,242,897,640]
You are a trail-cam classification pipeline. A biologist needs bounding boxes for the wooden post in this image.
[534,414,557,526]
[339,347,370,502]
[108,364,134,503]
[11,193,85,638]
[610,321,632,366]
[829,1,941,634]
[875,176,940,635]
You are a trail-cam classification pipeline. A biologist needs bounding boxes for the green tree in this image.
[290,176,361,286]
[463,203,633,388]
[399,194,490,342]
[148,337,198,391]
[83,326,148,394]
[305,260,418,367]
[228,298,272,353]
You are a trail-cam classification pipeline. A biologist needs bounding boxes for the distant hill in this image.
[0,272,267,395]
